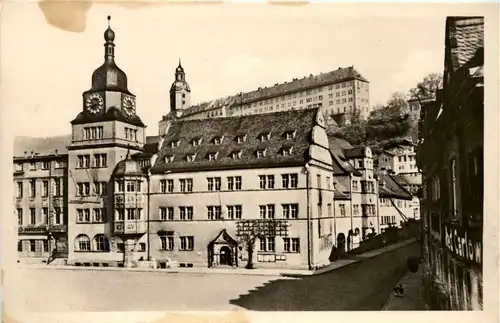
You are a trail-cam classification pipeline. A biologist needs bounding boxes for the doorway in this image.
[219,246,232,266]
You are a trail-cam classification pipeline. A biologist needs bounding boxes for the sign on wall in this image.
[444,224,482,266]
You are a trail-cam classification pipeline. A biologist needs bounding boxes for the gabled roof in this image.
[71,106,145,127]
[151,108,319,173]
[181,66,368,117]
[446,17,484,73]
[378,173,413,200]
[14,135,71,158]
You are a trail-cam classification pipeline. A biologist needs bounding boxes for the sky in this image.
[0,2,490,138]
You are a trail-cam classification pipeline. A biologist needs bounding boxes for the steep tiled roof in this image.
[344,147,366,159]
[151,108,319,173]
[333,180,350,200]
[446,17,484,72]
[378,173,413,200]
[328,137,353,159]
[182,66,368,117]
[71,107,145,127]
[395,174,422,186]
[14,135,71,157]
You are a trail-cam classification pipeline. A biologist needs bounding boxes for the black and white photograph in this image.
[0,2,498,323]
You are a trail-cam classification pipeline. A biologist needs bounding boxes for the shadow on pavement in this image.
[229,242,421,311]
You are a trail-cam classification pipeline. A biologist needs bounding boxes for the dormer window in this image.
[231,150,242,160]
[186,154,196,162]
[191,137,202,146]
[285,130,296,140]
[258,132,271,142]
[165,155,174,163]
[236,135,246,144]
[212,136,224,145]
[256,149,267,158]
[282,146,293,156]
[169,140,180,148]
[207,152,219,161]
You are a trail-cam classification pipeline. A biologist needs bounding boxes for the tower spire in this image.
[104,15,115,61]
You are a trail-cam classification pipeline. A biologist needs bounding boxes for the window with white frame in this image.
[191,137,202,146]
[42,161,50,170]
[259,204,275,219]
[207,177,221,191]
[236,135,246,144]
[283,237,300,253]
[75,234,91,251]
[42,180,49,197]
[159,207,174,221]
[93,235,110,252]
[77,182,90,196]
[227,176,241,190]
[208,152,218,161]
[93,208,105,222]
[94,182,107,196]
[179,236,194,251]
[282,204,299,219]
[186,154,196,162]
[77,155,90,168]
[169,140,180,148]
[282,173,298,188]
[259,237,275,252]
[212,136,223,145]
[285,131,296,140]
[231,150,242,159]
[179,206,193,220]
[227,205,242,219]
[94,153,107,168]
[165,155,174,163]
[256,149,266,158]
[282,146,293,156]
[160,236,174,250]
[207,206,221,220]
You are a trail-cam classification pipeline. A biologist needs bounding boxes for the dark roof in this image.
[395,174,422,186]
[328,137,353,159]
[446,17,484,72]
[70,106,145,127]
[14,135,71,158]
[344,147,366,159]
[113,155,144,177]
[378,173,413,200]
[151,108,319,173]
[182,66,368,117]
[333,180,350,200]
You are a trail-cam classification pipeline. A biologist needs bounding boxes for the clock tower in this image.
[169,59,191,117]
[67,16,147,266]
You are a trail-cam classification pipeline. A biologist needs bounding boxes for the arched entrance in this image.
[219,246,233,266]
[207,229,238,268]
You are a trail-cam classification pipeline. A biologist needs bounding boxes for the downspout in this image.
[147,168,151,261]
[306,164,312,270]
[349,173,354,230]
[376,182,381,234]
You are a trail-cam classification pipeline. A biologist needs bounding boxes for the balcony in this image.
[18,225,48,234]
[113,221,147,235]
[114,193,145,207]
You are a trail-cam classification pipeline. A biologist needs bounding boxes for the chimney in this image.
[380,180,386,188]
[24,151,27,157]
[54,149,58,156]
[30,150,34,157]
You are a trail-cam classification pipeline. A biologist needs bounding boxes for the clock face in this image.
[85,94,104,114]
[122,96,136,117]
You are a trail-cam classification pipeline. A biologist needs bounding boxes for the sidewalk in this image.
[17,238,417,278]
[382,265,429,310]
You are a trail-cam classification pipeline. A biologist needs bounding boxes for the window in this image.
[94,154,107,168]
[77,182,90,196]
[125,127,138,141]
[191,137,202,146]
[116,180,125,193]
[227,205,242,219]
[94,182,107,196]
[352,180,359,192]
[29,180,36,197]
[29,208,36,225]
[15,162,23,172]
[283,238,300,253]
[179,236,194,251]
[41,207,48,224]
[160,179,174,193]
[164,155,174,163]
[84,126,103,140]
[258,132,270,142]
[186,154,196,162]
[160,236,174,250]
[353,204,359,216]
[256,149,266,158]
[450,158,458,219]
[282,204,299,219]
[236,135,246,144]
[207,177,221,191]
[212,136,223,145]
[169,140,180,148]
[77,155,90,168]
[339,204,346,217]
[17,208,23,225]
[326,176,331,190]
[93,208,105,222]
[159,207,174,221]
[285,131,296,140]
[207,206,222,220]
[208,152,218,161]
[54,178,63,196]
[29,162,37,171]
[282,146,293,156]
[116,209,124,221]
[75,235,91,251]
[126,181,136,192]
[179,178,193,192]
[17,182,23,198]
[126,208,137,220]
[259,204,275,219]
[227,176,241,190]
[231,151,242,159]
[179,206,193,220]
[94,235,110,252]
[42,161,50,170]
[282,173,298,188]
[259,237,275,252]
[54,207,62,224]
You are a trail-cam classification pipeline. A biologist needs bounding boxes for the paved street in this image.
[5,242,420,312]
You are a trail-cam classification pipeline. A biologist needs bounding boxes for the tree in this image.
[409,73,443,102]
[386,92,410,117]
[236,219,289,269]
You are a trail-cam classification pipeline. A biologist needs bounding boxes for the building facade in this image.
[377,172,414,231]
[417,16,483,310]
[159,65,371,131]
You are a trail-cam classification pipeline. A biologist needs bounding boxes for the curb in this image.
[16,238,418,278]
